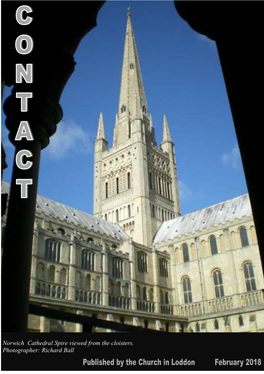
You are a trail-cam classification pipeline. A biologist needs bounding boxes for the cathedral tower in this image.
[93,11,180,246]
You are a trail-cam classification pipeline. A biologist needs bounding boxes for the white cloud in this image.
[222,144,241,170]
[179,180,203,202]
[45,120,92,159]
[179,180,193,201]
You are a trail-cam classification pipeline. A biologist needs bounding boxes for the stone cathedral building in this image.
[2,12,264,333]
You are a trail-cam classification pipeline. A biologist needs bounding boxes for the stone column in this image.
[101,241,109,306]
[68,237,76,301]
[152,248,160,314]
[1,0,104,333]
[30,222,39,295]
[224,228,240,308]
[129,240,137,310]
[130,260,137,310]
[194,237,207,314]
[2,87,63,333]
[168,245,179,315]
[1,138,43,333]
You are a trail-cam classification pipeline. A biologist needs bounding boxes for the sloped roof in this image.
[154,194,252,244]
[1,181,129,241]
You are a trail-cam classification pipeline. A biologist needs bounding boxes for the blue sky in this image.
[1,1,248,216]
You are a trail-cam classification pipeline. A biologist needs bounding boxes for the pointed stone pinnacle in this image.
[97,112,105,139]
[163,115,172,142]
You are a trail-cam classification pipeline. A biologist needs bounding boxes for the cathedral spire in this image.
[94,12,180,245]
[162,115,172,142]
[96,112,106,139]
[118,10,148,120]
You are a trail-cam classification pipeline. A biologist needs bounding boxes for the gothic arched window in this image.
[240,226,249,247]
[45,239,61,262]
[210,235,218,255]
[143,287,147,300]
[128,122,131,139]
[81,250,95,271]
[158,178,162,195]
[112,257,124,279]
[243,262,256,291]
[149,172,152,190]
[182,243,190,263]
[167,182,170,200]
[159,258,168,277]
[48,265,55,283]
[138,251,148,273]
[105,182,108,199]
[116,178,119,194]
[127,172,131,189]
[128,205,131,218]
[213,269,224,298]
[182,277,192,304]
